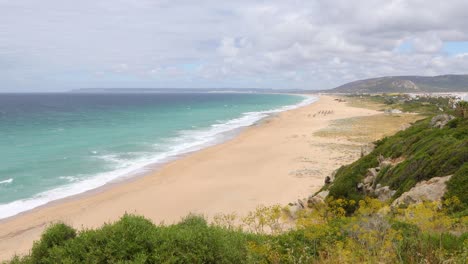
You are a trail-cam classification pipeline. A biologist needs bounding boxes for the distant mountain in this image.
[330,74,468,93]
[69,88,297,94]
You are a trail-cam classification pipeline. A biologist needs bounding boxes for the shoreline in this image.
[0,95,388,260]
[0,96,311,222]
[0,94,315,220]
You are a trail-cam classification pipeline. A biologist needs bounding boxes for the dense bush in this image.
[8,200,467,264]
[29,223,76,263]
[10,214,259,264]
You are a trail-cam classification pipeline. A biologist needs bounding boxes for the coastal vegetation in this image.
[7,199,467,263]
[325,94,467,213]
[346,93,457,115]
[6,95,468,263]
[326,115,467,208]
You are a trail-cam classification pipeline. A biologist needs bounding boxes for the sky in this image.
[1,0,468,92]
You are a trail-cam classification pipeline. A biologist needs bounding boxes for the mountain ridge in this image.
[330,74,468,93]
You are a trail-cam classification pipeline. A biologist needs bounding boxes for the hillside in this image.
[321,95,467,211]
[331,74,468,93]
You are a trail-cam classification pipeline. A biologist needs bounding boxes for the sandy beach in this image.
[0,95,415,260]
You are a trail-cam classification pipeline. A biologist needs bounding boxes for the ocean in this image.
[0,92,315,219]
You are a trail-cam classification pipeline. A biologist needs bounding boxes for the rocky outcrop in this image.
[307,191,328,209]
[363,168,378,185]
[286,198,307,219]
[430,114,455,129]
[374,185,396,202]
[286,190,330,219]
[297,199,305,209]
[391,80,419,90]
[377,154,399,168]
[316,190,329,200]
[356,155,399,202]
[392,175,452,207]
[307,196,323,209]
[285,203,303,219]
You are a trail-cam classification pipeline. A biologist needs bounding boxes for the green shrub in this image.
[30,223,76,263]
[39,214,158,263]
[11,214,258,264]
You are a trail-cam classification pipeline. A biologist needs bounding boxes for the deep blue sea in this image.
[0,93,315,219]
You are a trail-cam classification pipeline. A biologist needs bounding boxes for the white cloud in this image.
[112,63,129,73]
[411,33,443,53]
[218,38,240,57]
[1,0,468,91]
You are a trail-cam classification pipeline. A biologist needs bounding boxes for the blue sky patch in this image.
[443,41,468,55]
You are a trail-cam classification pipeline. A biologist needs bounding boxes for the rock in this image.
[364,168,378,185]
[430,114,455,129]
[374,186,396,201]
[357,183,364,191]
[316,190,329,200]
[285,204,303,219]
[380,160,393,168]
[363,177,373,186]
[368,168,378,177]
[297,199,305,209]
[377,155,393,168]
[391,80,419,90]
[324,176,331,184]
[392,175,452,207]
[307,195,324,209]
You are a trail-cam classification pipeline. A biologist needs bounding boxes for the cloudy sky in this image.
[1,0,468,92]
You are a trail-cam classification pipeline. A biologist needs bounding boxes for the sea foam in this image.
[0,178,13,185]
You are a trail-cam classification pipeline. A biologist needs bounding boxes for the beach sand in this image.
[0,95,417,260]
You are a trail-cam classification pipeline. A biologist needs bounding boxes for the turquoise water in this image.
[0,93,315,218]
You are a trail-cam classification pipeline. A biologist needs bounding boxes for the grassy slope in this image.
[327,118,467,204]
[326,95,468,212]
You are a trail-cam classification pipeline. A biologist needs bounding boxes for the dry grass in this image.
[315,114,423,143]
[341,95,386,111]
[315,94,425,143]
